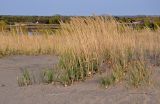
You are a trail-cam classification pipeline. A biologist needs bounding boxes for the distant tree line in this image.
[0,15,160,30]
[0,15,70,25]
[114,16,160,30]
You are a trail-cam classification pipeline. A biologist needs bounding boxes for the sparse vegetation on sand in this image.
[42,69,55,84]
[17,69,32,86]
[1,17,159,87]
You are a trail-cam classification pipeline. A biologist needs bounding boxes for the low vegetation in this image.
[127,60,151,88]
[100,60,151,88]
[42,69,55,84]
[17,69,32,86]
[100,75,116,88]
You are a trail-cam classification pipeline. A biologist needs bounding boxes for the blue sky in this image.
[0,0,160,16]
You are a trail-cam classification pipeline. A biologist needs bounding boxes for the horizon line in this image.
[1,14,160,17]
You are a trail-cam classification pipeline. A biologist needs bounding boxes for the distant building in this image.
[132,20,144,25]
[36,21,39,24]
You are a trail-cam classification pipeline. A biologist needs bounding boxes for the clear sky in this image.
[0,0,160,16]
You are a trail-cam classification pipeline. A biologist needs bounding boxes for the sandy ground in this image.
[0,55,160,104]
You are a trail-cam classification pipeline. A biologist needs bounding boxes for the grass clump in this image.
[58,51,99,85]
[17,69,32,87]
[42,69,55,84]
[100,75,116,88]
[59,74,70,87]
[127,60,151,88]
[100,58,151,88]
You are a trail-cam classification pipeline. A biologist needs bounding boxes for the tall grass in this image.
[0,32,58,57]
[1,17,160,87]
[55,17,160,86]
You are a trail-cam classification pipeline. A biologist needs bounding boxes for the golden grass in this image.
[57,17,160,57]
[0,32,58,56]
[55,17,160,86]
[1,17,160,87]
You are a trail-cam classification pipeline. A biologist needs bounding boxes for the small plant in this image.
[42,69,54,84]
[112,63,126,83]
[59,74,70,87]
[17,69,32,87]
[100,75,116,88]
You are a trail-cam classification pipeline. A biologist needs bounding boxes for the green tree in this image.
[49,16,61,24]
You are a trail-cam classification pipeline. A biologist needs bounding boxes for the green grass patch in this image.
[17,69,32,87]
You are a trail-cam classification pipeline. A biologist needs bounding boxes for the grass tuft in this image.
[17,69,32,87]
[100,75,116,88]
[127,60,151,88]
[42,69,55,84]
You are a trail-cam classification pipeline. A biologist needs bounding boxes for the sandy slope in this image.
[0,55,160,104]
